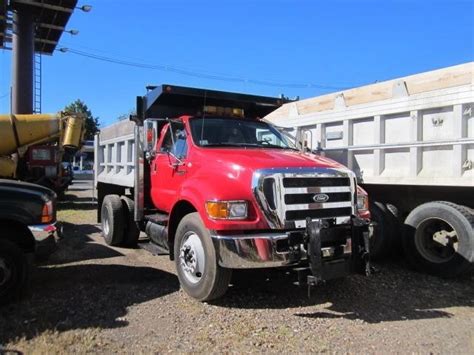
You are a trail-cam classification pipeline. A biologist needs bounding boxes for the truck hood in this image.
[194,147,347,171]
[0,179,56,200]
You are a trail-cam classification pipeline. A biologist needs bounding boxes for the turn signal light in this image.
[205,200,248,220]
[206,201,229,219]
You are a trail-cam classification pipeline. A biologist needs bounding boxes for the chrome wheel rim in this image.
[179,231,205,284]
[102,207,110,236]
[414,217,458,264]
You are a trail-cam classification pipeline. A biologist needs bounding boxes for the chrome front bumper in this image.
[211,232,294,268]
[211,231,353,269]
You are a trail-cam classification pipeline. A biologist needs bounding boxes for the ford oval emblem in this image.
[313,193,329,203]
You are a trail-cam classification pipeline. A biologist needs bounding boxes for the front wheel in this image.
[0,239,30,305]
[174,212,232,301]
[369,201,399,259]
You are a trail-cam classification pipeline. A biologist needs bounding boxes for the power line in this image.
[60,47,350,91]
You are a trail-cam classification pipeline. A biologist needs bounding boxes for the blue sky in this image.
[1,0,473,126]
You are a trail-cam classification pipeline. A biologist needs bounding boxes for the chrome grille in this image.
[253,168,355,229]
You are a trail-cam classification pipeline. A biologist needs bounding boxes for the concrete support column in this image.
[12,8,34,114]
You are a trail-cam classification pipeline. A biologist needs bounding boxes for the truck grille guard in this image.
[252,167,357,229]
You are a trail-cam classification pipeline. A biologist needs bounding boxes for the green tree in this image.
[64,99,100,140]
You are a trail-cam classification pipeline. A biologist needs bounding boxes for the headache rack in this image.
[134,84,294,123]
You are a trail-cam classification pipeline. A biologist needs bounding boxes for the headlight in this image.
[357,195,368,211]
[205,200,248,220]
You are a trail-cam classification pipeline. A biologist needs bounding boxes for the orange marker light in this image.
[205,201,229,219]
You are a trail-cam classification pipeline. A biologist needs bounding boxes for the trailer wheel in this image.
[402,201,474,277]
[369,201,399,259]
[0,239,29,305]
[121,196,140,247]
[174,212,232,301]
[101,195,125,246]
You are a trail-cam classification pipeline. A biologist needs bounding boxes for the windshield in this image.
[189,117,297,149]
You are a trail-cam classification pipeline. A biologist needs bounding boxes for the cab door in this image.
[150,122,189,212]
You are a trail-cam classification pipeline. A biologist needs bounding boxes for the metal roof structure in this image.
[0,0,78,54]
[0,1,6,49]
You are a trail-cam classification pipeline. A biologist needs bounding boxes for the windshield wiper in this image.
[201,143,246,147]
[259,144,298,150]
[202,142,297,150]
[202,143,261,148]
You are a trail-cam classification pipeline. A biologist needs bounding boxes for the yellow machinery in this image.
[0,113,85,184]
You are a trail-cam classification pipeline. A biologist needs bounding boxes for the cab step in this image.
[137,240,169,256]
[144,213,169,225]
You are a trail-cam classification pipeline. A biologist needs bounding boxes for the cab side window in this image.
[160,123,188,158]
[173,129,188,158]
[160,128,173,152]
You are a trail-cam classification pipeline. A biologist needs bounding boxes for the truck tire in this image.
[101,195,125,246]
[0,239,29,305]
[369,201,399,259]
[174,212,232,301]
[121,196,140,247]
[402,201,474,277]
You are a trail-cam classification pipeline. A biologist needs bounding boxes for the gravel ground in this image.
[1,180,473,354]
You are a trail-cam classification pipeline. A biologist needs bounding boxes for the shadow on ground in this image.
[0,208,180,346]
[38,222,123,265]
[214,263,474,324]
[0,264,179,345]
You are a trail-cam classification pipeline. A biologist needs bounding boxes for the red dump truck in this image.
[94,85,372,301]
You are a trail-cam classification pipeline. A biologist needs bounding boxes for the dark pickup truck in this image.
[0,179,59,304]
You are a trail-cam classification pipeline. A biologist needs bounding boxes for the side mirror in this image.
[136,96,145,121]
[296,128,313,153]
[143,119,159,161]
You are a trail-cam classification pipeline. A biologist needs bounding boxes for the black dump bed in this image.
[139,84,293,120]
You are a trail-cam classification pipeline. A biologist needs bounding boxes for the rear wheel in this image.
[0,239,29,305]
[101,195,125,246]
[174,213,232,301]
[402,201,474,277]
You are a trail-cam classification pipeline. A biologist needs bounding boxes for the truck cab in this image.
[95,85,371,301]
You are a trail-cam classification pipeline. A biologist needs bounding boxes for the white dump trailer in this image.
[266,62,473,277]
